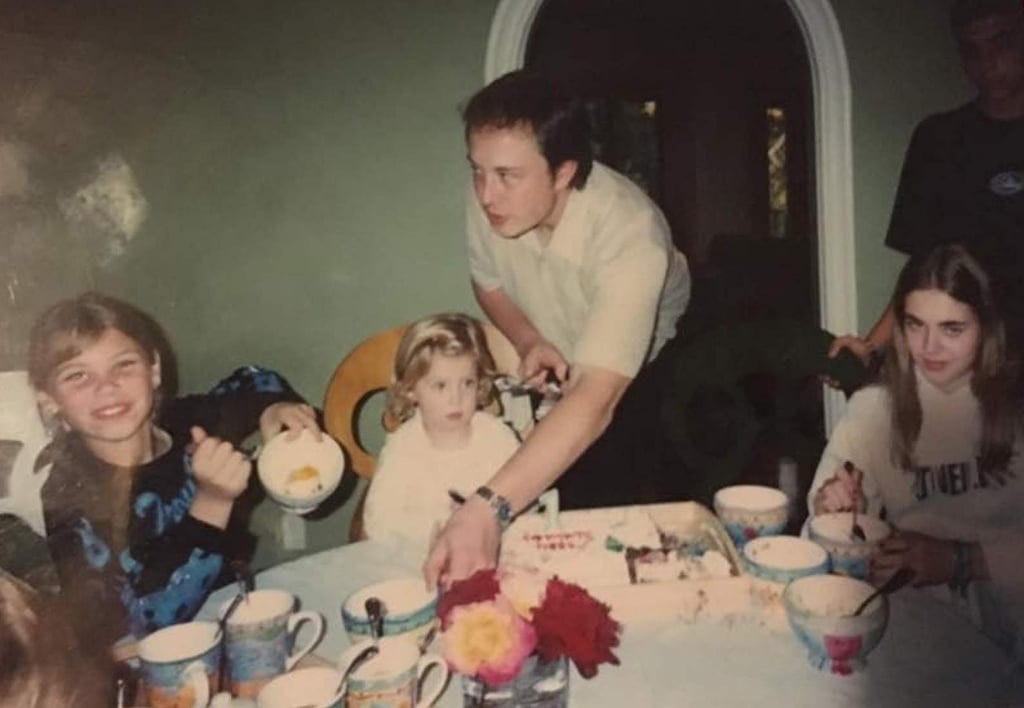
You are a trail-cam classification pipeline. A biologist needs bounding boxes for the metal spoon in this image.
[852,567,914,616]
[216,592,246,691]
[844,461,867,541]
[322,642,380,707]
[365,597,384,641]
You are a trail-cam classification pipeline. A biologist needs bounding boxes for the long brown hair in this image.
[384,313,498,430]
[0,570,113,707]
[883,244,1018,474]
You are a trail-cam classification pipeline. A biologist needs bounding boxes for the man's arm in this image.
[473,281,542,356]
[491,364,628,510]
[828,302,896,364]
[424,363,629,586]
[473,281,570,383]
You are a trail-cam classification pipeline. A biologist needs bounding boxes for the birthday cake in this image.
[499,503,739,588]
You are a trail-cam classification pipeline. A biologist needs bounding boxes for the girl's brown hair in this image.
[0,570,113,707]
[383,313,498,430]
[27,292,175,397]
[883,243,1019,475]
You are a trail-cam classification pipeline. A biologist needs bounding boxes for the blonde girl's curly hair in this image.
[383,313,498,430]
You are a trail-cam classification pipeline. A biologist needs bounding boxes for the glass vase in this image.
[460,654,569,707]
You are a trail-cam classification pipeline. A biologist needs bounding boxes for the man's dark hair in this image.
[951,0,1023,31]
[462,70,593,189]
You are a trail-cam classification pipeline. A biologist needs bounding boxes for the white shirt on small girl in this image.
[363,409,520,556]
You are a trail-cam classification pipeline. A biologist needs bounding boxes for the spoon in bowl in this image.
[852,567,915,616]
[843,461,867,541]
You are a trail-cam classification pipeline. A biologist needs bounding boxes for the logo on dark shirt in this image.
[989,171,1024,196]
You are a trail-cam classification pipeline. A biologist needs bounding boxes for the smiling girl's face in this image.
[37,326,160,456]
[902,288,981,392]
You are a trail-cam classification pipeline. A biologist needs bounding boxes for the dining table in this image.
[200,533,1024,707]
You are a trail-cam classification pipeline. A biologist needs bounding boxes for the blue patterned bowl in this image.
[742,535,829,584]
[783,574,889,675]
[713,485,789,547]
[341,578,437,645]
[808,513,892,580]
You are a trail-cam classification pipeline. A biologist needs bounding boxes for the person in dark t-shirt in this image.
[831,0,1024,366]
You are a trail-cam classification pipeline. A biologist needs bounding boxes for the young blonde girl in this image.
[807,244,1024,655]
[27,292,321,651]
[363,313,519,554]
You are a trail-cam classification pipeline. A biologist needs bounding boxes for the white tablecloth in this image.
[200,540,1024,707]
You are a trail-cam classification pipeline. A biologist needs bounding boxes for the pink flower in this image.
[442,599,537,686]
[436,569,501,629]
[438,571,622,685]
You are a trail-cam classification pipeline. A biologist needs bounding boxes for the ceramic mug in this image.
[138,621,221,708]
[256,667,345,708]
[221,589,325,697]
[342,637,449,708]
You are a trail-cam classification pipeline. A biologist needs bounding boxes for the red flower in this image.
[436,569,501,629]
[743,527,758,540]
[530,578,621,678]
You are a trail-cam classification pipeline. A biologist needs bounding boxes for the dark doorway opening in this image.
[527,0,823,508]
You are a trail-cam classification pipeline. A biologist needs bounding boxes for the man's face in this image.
[467,125,577,238]
[957,11,1024,108]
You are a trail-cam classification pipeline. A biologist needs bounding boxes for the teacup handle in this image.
[331,639,376,698]
[285,610,326,670]
[182,660,210,708]
[414,653,449,708]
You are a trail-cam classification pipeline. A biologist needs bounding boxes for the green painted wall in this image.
[103,0,499,565]
[4,0,972,566]
[830,0,972,327]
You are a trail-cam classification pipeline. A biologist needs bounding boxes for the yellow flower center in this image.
[449,604,518,667]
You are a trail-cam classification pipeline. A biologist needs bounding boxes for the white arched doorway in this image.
[483,0,856,429]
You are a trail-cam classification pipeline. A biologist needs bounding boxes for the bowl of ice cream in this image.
[257,429,344,514]
[742,535,829,584]
[782,574,889,675]
[808,513,893,580]
[341,577,438,646]
[713,485,789,547]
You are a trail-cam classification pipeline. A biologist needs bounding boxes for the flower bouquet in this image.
[437,570,621,707]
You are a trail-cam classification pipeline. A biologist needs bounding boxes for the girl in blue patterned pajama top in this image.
[27,292,324,652]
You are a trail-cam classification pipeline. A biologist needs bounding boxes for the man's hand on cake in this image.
[424,497,501,589]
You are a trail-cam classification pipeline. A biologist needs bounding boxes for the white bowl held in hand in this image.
[257,429,344,514]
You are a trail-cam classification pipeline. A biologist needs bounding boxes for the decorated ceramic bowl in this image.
[341,578,438,646]
[257,429,344,514]
[742,535,829,584]
[713,485,789,546]
[783,574,889,675]
[808,513,892,580]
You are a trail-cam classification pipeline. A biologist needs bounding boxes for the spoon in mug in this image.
[316,642,380,708]
[852,567,915,616]
[365,597,384,642]
[843,461,867,541]
[216,592,246,692]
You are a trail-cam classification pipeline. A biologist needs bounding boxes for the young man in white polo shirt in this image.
[425,71,690,585]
